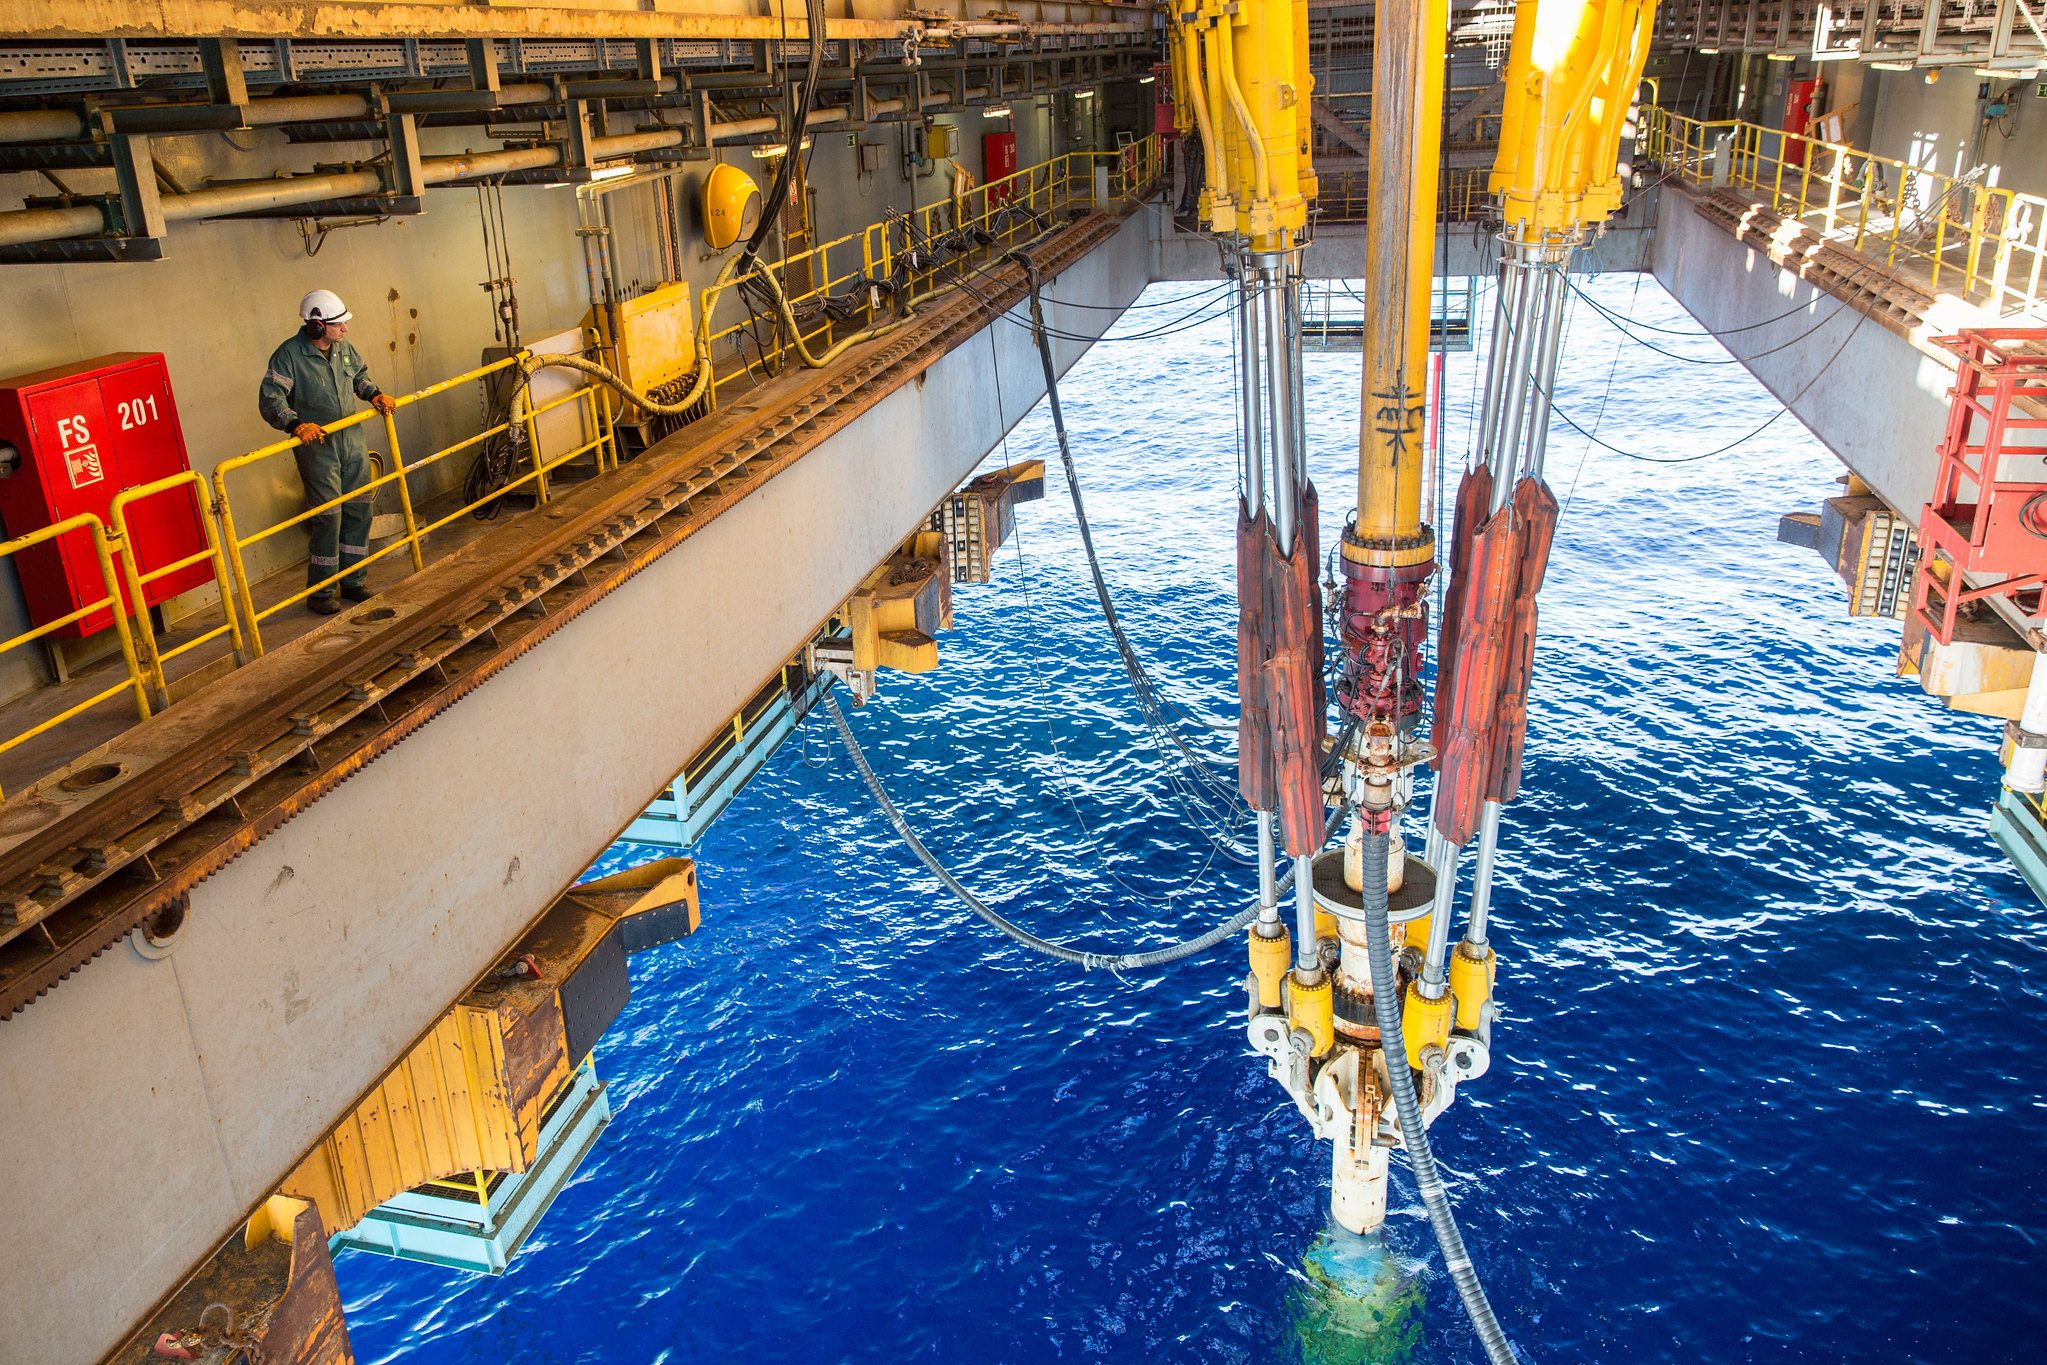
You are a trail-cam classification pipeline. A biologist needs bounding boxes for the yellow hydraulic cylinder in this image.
[1223,0,1309,245]
[1167,22,1194,138]
[1349,0,1447,568]
[1401,983,1454,1071]
[1448,941,1495,1031]
[1249,924,1292,1010]
[1492,0,1656,237]
[1196,9,1238,232]
[1291,0,1317,205]
[1289,971,1336,1058]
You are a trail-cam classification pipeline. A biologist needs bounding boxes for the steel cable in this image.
[829,690,1273,968]
[1007,249,1255,854]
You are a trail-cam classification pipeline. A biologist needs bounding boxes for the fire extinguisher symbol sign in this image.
[55,413,104,490]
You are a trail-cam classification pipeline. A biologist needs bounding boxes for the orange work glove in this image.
[370,393,398,416]
[292,421,327,444]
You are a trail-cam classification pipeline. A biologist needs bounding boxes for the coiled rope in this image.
[830,689,1305,969]
[1359,828,1516,1363]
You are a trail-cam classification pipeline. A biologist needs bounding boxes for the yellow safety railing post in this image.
[381,406,426,573]
[0,513,154,796]
[521,375,551,505]
[109,472,250,707]
[210,462,268,657]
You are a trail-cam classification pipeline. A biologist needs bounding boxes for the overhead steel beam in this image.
[0,0,1147,43]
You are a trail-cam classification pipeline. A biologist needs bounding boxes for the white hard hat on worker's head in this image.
[299,288,352,326]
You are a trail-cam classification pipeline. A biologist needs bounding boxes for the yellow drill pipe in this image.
[1354,0,1447,553]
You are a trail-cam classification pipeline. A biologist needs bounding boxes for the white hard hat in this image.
[299,288,352,326]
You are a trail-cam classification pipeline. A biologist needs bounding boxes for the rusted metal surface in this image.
[108,1199,350,1365]
[2,0,1147,41]
[1688,183,1936,338]
[0,207,1125,1021]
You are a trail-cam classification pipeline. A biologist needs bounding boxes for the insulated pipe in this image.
[1463,800,1502,947]
[706,105,854,143]
[161,169,382,221]
[0,93,376,143]
[0,109,93,143]
[2007,651,2047,794]
[386,83,552,114]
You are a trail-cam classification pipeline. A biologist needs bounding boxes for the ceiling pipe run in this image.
[0,76,1000,249]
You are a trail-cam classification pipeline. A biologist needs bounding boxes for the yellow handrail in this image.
[109,471,248,708]
[0,513,152,798]
[212,351,617,654]
[699,141,1162,401]
[1641,105,2047,318]
[0,138,1166,801]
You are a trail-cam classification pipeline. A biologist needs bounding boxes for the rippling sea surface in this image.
[339,272,2045,1364]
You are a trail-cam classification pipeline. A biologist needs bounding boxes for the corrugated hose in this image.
[1360,827,1518,1364]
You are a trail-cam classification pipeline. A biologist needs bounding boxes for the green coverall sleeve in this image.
[258,344,300,434]
[348,344,384,403]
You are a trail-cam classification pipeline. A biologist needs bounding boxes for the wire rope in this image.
[978,311,1234,903]
[1007,248,1257,857]
[830,690,1302,968]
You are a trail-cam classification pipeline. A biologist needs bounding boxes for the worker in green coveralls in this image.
[256,288,398,615]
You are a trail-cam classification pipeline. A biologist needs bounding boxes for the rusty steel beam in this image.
[1,0,1148,42]
[0,206,1128,1021]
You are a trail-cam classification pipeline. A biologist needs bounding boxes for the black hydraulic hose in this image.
[1360,828,1516,1363]
[1005,249,1239,786]
[830,690,1293,969]
[737,0,826,276]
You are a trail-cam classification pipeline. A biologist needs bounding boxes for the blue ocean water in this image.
[338,274,2046,1363]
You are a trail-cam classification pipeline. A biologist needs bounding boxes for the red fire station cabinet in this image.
[0,352,211,638]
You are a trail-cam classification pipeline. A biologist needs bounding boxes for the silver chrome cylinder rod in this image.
[1489,258,1543,511]
[1420,840,1459,997]
[1256,812,1281,926]
[1256,255,1299,555]
[1464,800,1503,949]
[1520,265,1572,484]
[1239,261,1267,520]
[1293,853,1320,972]
[1473,261,1521,474]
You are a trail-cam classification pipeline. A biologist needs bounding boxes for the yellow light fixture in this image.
[748,137,812,160]
[1869,60,1914,70]
[1698,47,1720,54]
[1766,52,1795,61]
[701,162,761,251]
